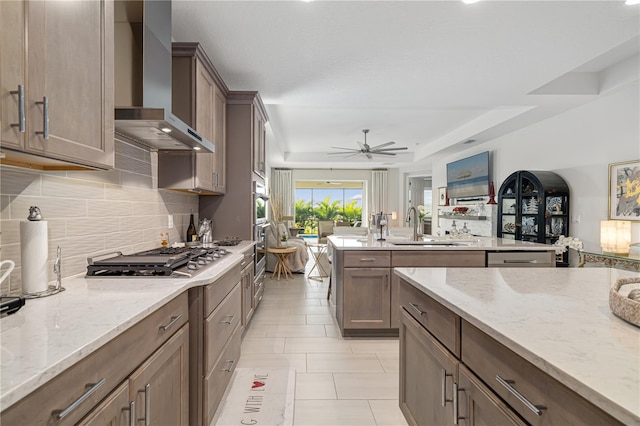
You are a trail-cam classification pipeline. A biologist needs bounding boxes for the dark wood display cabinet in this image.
[497,170,570,266]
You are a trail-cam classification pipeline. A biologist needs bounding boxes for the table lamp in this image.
[600,220,631,255]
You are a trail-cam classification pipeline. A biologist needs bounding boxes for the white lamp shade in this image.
[600,220,631,254]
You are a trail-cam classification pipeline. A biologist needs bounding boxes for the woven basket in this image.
[609,277,640,327]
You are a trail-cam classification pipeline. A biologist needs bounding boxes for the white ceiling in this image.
[171,0,640,170]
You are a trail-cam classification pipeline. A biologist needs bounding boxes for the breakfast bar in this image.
[395,266,639,425]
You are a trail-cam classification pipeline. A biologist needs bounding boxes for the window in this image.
[295,181,363,234]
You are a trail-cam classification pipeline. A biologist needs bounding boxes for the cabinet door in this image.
[77,382,132,426]
[241,265,253,326]
[213,85,226,193]
[343,268,390,329]
[457,365,525,426]
[25,0,114,169]
[253,107,265,177]
[193,59,215,191]
[0,0,26,150]
[129,325,189,426]
[399,310,458,426]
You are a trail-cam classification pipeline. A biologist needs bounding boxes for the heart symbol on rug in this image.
[252,381,265,389]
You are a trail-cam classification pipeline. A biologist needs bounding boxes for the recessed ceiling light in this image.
[626,0,640,5]
[462,139,477,145]
[462,0,482,4]
[161,128,171,133]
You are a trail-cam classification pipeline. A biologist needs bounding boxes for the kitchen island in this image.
[395,266,639,425]
[328,234,558,336]
[0,241,253,425]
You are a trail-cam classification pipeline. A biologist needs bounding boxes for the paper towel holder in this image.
[22,245,65,299]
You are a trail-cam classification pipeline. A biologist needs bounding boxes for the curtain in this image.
[270,169,294,221]
[371,169,388,216]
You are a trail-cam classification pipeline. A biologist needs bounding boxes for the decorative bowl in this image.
[610,277,640,327]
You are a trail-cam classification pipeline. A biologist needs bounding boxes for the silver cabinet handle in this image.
[441,369,453,407]
[9,84,25,132]
[54,378,106,420]
[138,384,150,426]
[409,303,426,316]
[221,314,236,324]
[125,400,135,426]
[159,314,182,332]
[496,375,544,416]
[35,96,49,139]
[359,258,376,262]
[223,359,235,372]
[503,259,537,264]
[453,382,459,425]
[453,383,466,425]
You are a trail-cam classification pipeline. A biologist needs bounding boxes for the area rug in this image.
[213,368,296,426]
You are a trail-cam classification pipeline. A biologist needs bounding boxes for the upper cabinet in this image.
[497,170,570,266]
[159,42,227,194]
[253,107,266,178]
[0,0,114,170]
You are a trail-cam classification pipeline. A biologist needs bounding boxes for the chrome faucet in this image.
[406,207,419,241]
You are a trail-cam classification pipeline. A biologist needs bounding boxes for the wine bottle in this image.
[186,211,197,243]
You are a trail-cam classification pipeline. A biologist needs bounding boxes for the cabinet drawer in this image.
[2,292,188,426]
[487,251,555,267]
[205,282,242,370]
[204,325,241,426]
[399,279,459,356]
[343,250,390,267]
[253,280,264,308]
[461,321,623,425]
[205,264,241,316]
[392,250,485,267]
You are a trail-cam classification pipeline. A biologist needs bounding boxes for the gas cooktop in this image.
[86,246,229,278]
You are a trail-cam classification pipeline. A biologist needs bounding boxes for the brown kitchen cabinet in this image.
[76,382,131,426]
[343,268,391,329]
[201,91,269,241]
[457,364,525,426]
[398,278,624,426]
[399,310,458,426]
[128,325,190,426]
[0,0,114,170]
[1,293,189,426]
[188,264,242,426]
[160,42,228,194]
[253,105,266,178]
[240,247,256,326]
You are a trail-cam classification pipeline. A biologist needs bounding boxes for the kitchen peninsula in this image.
[328,234,558,336]
[395,267,639,425]
[0,242,253,426]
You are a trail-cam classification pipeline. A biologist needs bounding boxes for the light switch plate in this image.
[168,215,174,229]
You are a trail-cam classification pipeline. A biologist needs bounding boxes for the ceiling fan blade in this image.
[368,141,395,150]
[365,152,373,160]
[372,147,408,152]
[369,151,396,156]
[344,152,364,159]
[330,146,360,151]
[357,141,367,151]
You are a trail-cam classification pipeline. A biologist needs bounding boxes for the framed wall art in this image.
[609,160,640,221]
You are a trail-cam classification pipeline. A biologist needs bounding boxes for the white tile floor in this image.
[237,259,408,426]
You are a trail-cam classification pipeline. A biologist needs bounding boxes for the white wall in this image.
[430,83,640,252]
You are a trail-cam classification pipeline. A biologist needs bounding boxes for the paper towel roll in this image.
[20,220,49,294]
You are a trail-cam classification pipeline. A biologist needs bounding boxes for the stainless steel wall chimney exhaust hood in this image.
[114,0,214,153]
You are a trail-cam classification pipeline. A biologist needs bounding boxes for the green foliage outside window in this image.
[294,196,362,234]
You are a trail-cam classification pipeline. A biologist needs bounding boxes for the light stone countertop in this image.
[394,266,640,425]
[328,234,557,251]
[0,241,255,411]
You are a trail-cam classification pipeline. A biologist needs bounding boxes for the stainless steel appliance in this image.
[254,223,269,279]
[254,179,268,225]
[86,246,230,278]
[113,1,214,152]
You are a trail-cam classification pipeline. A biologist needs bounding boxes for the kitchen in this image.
[1,0,639,425]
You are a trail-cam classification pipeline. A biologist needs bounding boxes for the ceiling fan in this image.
[329,129,408,160]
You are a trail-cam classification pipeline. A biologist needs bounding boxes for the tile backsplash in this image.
[0,140,198,295]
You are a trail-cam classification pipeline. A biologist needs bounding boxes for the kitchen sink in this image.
[388,240,470,246]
